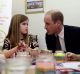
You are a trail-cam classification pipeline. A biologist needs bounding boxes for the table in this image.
[2,64,80,74]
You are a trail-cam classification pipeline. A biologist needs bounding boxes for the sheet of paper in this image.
[62,62,80,70]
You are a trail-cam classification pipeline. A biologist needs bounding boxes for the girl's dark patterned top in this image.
[2,34,39,50]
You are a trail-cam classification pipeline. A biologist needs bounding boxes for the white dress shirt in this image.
[58,26,66,52]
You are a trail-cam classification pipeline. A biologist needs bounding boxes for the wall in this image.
[12,0,80,49]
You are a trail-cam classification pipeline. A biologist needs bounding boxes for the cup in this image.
[36,52,55,74]
[54,50,65,63]
[6,55,30,74]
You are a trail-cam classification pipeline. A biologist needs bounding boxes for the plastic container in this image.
[36,52,55,74]
[6,52,31,74]
[54,50,65,63]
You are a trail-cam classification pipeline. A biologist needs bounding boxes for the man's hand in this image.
[66,52,79,61]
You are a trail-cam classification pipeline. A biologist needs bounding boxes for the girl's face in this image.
[20,20,28,35]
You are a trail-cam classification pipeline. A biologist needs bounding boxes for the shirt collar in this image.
[58,26,64,39]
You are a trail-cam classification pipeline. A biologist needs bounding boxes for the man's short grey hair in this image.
[45,10,64,24]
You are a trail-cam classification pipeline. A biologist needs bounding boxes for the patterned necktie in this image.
[56,35,61,50]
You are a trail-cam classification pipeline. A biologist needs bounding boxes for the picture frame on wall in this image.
[25,0,44,14]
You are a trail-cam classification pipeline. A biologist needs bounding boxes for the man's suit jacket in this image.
[46,25,80,54]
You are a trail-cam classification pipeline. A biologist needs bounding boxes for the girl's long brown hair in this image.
[6,14,29,48]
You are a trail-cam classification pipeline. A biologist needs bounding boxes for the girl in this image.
[2,14,31,58]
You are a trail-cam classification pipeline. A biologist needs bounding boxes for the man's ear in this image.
[56,20,61,26]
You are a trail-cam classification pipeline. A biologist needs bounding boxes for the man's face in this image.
[44,15,60,35]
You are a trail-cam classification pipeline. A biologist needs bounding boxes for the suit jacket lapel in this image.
[64,25,68,51]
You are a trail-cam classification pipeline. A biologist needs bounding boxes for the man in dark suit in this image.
[44,10,80,54]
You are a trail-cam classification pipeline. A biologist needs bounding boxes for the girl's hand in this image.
[17,41,28,52]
